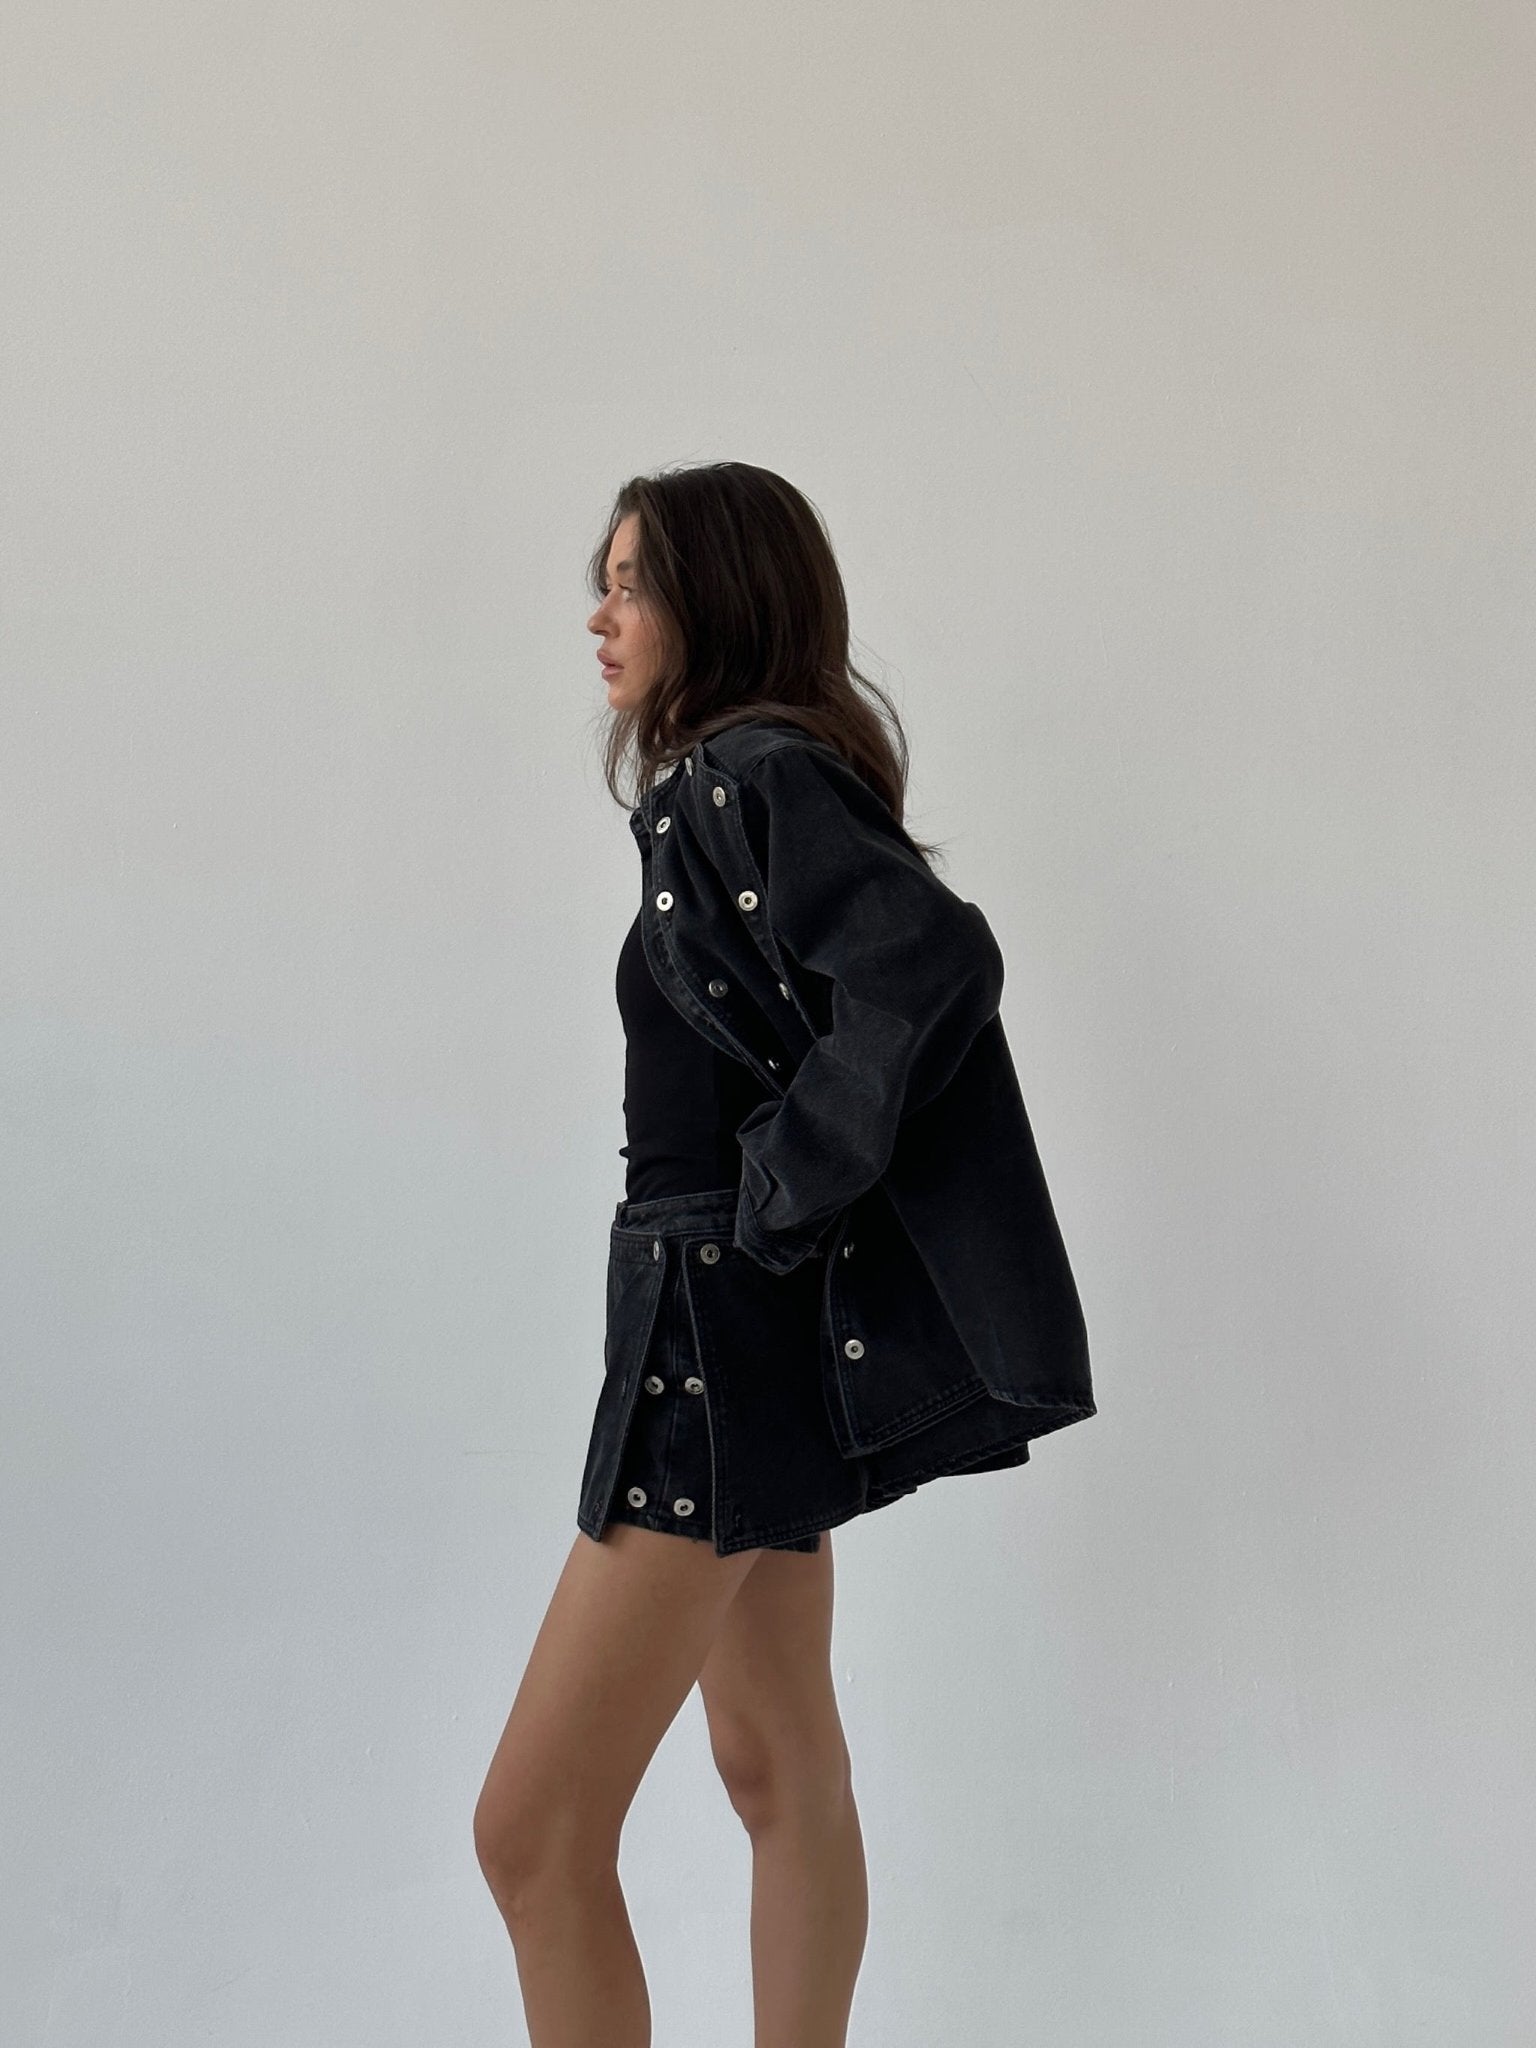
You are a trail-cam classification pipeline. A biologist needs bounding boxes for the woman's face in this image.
[588,513,664,711]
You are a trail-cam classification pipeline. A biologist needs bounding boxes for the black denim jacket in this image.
[631,717,1094,1459]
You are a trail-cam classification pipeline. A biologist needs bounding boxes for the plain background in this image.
[3,4,1532,2044]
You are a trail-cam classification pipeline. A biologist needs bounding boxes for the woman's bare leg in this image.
[696,1534,868,2048]
[473,1521,762,2048]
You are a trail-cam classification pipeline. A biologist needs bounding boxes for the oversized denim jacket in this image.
[628,715,1095,1464]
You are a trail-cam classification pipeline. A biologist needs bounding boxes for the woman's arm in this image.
[731,741,1006,1273]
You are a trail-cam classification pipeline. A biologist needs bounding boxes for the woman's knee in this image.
[708,1714,854,1835]
[473,1761,619,1914]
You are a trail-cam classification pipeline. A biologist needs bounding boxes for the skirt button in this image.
[698,1242,721,1263]
[643,1374,665,1394]
[673,1497,695,1517]
[683,1375,704,1395]
[626,1485,648,1507]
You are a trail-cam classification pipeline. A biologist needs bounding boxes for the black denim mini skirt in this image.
[576,1186,828,1554]
[575,1185,1047,1558]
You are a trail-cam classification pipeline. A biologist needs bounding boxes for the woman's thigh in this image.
[474,1522,765,1860]
[695,1537,849,1800]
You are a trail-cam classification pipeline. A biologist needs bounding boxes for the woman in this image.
[473,462,1094,2047]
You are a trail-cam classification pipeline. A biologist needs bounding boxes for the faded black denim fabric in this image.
[574,1186,1060,1557]
[576,1187,847,1555]
[629,717,1095,1473]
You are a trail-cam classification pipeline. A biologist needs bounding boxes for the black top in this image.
[616,909,773,1202]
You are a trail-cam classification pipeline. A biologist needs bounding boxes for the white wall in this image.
[3,4,1531,2043]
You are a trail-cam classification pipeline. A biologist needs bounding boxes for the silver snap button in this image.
[643,1374,664,1394]
[656,814,671,833]
[843,1337,864,1359]
[767,1057,780,1070]
[698,1242,721,1263]
[777,980,791,999]
[737,889,758,912]
[708,977,729,997]
[627,1485,648,1507]
[655,890,673,911]
[683,1375,704,1395]
[652,1239,662,1259]
[673,1497,695,1516]
[711,784,727,806]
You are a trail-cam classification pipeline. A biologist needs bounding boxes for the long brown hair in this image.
[587,462,948,869]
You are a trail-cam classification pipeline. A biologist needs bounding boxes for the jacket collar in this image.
[628,754,688,845]
[626,717,811,843]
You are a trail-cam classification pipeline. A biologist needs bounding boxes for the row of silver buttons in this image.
[648,781,867,1364]
[654,884,756,914]
[650,1236,722,1263]
[644,1370,705,1394]
[627,1232,713,1519]
[651,787,789,1069]
[626,1484,695,1515]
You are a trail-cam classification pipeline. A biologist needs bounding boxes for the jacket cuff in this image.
[731,1183,831,1274]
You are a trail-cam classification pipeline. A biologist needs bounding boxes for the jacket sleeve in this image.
[730,742,1006,1274]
